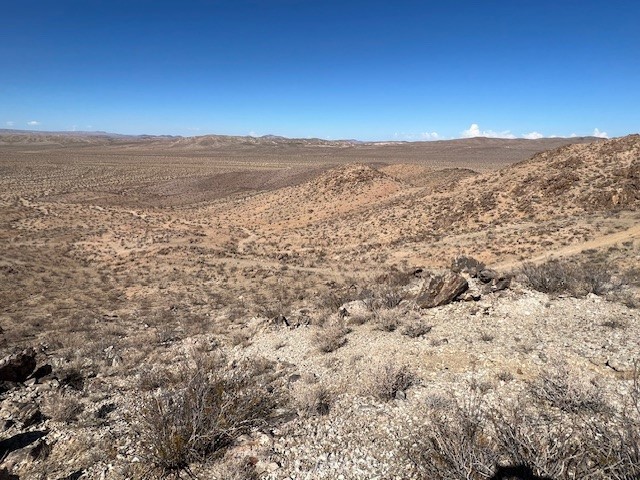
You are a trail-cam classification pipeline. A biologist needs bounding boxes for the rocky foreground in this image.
[1,257,638,479]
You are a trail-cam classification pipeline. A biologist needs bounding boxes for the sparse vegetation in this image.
[295,384,333,416]
[137,356,285,476]
[530,361,607,413]
[373,308,400,332]
[402,322,432,338]
[370,363,418,401]
[45,394,85,423]
[521,258,622,297]
[314,324,350,353]
[407,367,640,480]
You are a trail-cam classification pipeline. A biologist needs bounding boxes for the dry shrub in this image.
[375,268,415,288]
[316,290,359,313]
[608,289,640,309]
[451,255,486,277]
[137,356,285,476]
[314,324,350,353]
[602,317,629,329]
[479,332,495,342]
[521,259,620,297]
[373,285,404,309]
[138,368,182,391]
[490,398,640,479]
[45,394,84,423]
[371,363,417,401]
[213,456,259,480]
[402,322,432,338]
[521,259,571,294]
[408,391,496,479]
[58,366,85,391]
[295,384,333,416]
[373,308,400,332]
[406,366,640,480]
[347,311,372,326]
[531,362,607,414]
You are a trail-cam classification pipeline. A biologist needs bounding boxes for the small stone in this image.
[478,269,498,284]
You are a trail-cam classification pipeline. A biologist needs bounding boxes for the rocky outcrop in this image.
[0,349,36,384]
[478,269,512,293]
[416,271,469,308]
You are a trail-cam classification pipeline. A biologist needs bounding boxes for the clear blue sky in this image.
[2,0,639,140]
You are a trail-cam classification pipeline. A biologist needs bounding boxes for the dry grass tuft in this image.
[314,324,350,353]
[45,394,85,423]
[295,384,333,417]
[373,309,400,332]
[402,322,432,338]
[370,363,418,401]
[530,362,607,413]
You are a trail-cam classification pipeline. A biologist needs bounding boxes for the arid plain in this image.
[1,131,639,479]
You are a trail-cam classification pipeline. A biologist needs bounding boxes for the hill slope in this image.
[216,135,640,270]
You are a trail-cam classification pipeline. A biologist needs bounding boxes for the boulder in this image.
[271,314,289,327]
[0,348,36,383]
[416,271,469,308]
[478,269,498,284]
[492,275,512,292]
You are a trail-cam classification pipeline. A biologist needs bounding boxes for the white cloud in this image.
[248,131,257,137]
[570,133,578,138]
[5,121,14,127]
[592,128,608,138]
[461,123,516,139]
[462,123,481,137]
[393,131,440,141]
[420,131,440,140]
[27,121,40,126]
[523,131,544,140]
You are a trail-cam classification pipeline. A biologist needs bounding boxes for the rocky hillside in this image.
[463,133,640,217]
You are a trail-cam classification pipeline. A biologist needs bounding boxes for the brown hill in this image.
[216,135,639,270]
[221,164,409,230]
[379,164,478,188]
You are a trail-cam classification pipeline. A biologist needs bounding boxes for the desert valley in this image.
[0,131,639,479]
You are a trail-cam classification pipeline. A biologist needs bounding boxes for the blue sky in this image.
[2,0,639,141]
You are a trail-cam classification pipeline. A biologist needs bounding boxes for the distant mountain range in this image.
[0,128,599,149]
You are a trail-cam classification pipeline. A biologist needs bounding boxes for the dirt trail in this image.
[493,223,640,271]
